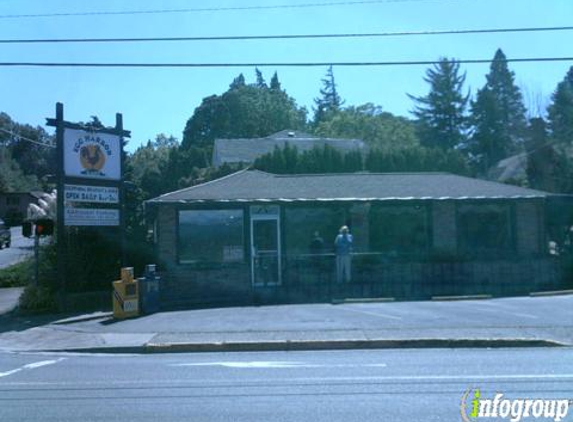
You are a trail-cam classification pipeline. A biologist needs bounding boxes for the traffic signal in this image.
[35,219,54,237]
[22,221,32,238]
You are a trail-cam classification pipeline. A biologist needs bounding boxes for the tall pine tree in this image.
[255,68,267,88]
[409,58,469,150]
[270,71,281,91]
[547,66,573,146]
[313,65,343,127]
[468,49,527,173]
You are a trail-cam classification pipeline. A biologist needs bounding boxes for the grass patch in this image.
[0,258,33,288]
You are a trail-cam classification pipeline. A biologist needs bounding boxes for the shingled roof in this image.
[148,170,549,204]
[212,130,367,167]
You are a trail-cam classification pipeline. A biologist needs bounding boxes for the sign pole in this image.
[47,103,130,311]
[116,113,127,267]
[55,102,67,311]
[34,233,39,287]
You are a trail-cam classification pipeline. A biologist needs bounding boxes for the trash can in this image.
[139,264,161,315]
[112,267,139,319]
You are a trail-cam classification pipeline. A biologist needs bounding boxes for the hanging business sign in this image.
[64,129,121,181]
[64,184,119,204]
[64,207,120,226]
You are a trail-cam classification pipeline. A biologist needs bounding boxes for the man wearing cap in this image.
[334,225,353,283]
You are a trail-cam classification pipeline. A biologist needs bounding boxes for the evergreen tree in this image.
[229,73,246,89]
[409,58,469,150]
[343,150,363,172]
[282,143,299,173]
[364,146,469,175]
[255,68,267,88]
[547,66,573,145]
[468,49,527,173]
[313,65,343,126]
[254,144,352,174]
[270,72,281,91]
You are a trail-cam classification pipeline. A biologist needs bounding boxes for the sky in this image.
[0,0,571,152]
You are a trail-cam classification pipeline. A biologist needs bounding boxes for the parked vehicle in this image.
[0,219,11,249]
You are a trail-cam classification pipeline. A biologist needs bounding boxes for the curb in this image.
[332,297,395,304]
[431,295,492,301]
[529,290,573,297]
[47,338,567,354]
[52,312,113,325]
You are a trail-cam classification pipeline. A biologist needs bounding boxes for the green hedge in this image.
[0,259,32,288]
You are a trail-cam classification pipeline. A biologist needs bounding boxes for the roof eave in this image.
[146,195,547,205]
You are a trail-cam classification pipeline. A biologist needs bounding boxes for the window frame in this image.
[368,201,431,258]
[283,203,349,257]
[455,200,516,259]
[176,206,247,266]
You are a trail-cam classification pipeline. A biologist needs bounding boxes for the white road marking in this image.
[176,361,308,368]
[337,306,403,320]
[0,358,65,378]
[1,373,573,389]
[471,302,539,319]
[171,361,388,369]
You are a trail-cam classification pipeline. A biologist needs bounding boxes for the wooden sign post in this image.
[47,103,130,310]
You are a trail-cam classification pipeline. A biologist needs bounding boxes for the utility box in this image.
[139,264,161,315]
[112,267,139,319]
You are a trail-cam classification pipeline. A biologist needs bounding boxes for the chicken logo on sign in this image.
[71,133,114,178]
[65,129,120,180]
[80,144,106,174]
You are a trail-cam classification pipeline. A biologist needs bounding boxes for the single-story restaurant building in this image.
[146,170,569,308]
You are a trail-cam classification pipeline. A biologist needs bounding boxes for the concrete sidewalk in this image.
[0,294,571,353]
[0,287,23,315]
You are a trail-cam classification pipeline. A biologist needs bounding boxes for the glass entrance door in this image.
[251,218,281,286]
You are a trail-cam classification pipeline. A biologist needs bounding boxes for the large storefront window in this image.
[369,204,428,255]
[458,203,511,256]
[178,209,244,264]
[285,206,346,255]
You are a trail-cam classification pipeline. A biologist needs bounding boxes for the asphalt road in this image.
[0,348,571,421]
[0,226,34,269]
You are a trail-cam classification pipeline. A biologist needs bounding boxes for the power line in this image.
[0,127,55,148]
[2,26,571,44]
[0,0,453,19]
[0,57,571,68]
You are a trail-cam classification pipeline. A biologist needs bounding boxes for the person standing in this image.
[334,225,353,283]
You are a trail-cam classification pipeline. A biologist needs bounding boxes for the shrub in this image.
[18,285,57,313]
[0,259,32,288]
